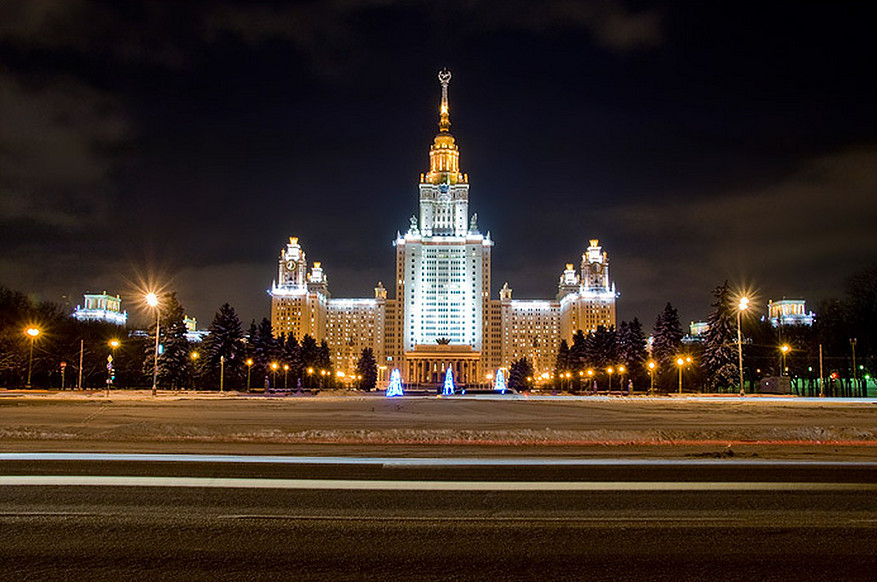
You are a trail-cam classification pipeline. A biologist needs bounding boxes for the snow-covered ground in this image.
[1,391,874,459]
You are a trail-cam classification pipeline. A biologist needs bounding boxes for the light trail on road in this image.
[3,452,877,466]
[3,474,877,491]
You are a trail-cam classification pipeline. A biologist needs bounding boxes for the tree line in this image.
[544,264,876,394]
[0,285,377,391]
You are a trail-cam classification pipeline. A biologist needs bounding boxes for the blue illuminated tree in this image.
[493,368,507,394]
[386,368,403,397]
[442,367,455,395]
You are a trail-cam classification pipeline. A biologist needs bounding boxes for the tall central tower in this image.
[393,69,493,385]
[418,69,470,237]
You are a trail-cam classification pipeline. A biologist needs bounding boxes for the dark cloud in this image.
[609,146,877,325]
[0,70,130,230]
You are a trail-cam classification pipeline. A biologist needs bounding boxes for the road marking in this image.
[2,453,876,467]
[2,475,876,491]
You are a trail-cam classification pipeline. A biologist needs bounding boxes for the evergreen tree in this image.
[251,318,279,387]
[652,303,684,391]
[618,318,648,389]
[652,303,683,388]
[318,340,334,386]
[554,340,571,374]
[143,292,190,389]
[583,325,617,370]
[568,329,588,388]
[508,358,534,391]
[300,334,318,368]
[201,303,245,390]
[702,281,739,391]
[283,333,303,388]
[355,347,378,391]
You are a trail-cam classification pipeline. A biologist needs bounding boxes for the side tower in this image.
[559,239,617,340]
[270,237,329,341]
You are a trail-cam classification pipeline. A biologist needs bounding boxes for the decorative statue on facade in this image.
[469,213,478,233]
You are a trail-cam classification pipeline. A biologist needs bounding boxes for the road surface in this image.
[2,454,875,580]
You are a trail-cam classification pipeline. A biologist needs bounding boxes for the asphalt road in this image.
[2,455,875,581]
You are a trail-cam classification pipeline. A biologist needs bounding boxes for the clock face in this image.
[592,264,602,273]
[286,260,295,270]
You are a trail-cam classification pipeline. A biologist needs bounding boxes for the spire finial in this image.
[438,68,451,132]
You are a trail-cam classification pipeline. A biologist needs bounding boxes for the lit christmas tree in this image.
[442,367,455,395]
[493,368,507,394]
[386,368,404,397]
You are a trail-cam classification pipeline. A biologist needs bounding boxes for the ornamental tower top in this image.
[422,68,467,186]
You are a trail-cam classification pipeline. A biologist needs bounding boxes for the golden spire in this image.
[438,68,451,132]
[422,68,466,185]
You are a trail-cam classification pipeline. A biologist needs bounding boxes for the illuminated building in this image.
[270,69,618,384]
[72,292,127,326]
[767,298,815,327]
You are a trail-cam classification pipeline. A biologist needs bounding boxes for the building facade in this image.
[72,292,127,326]
[767,298,815,327]
[270,70,617,385]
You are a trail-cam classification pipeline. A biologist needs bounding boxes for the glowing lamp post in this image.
[284,364,290,388]
[618,366,626,394]
[780,344,791,377]
[647,361,656,396]
[606,367,614,392]
[245,359,253,391]
[25,327,40,388]
[220,355,225,393]
[108,339,120,395]
[676,357,685,394]
[271,362,279,388]
[146,292,160,397]
[737,296,750,396]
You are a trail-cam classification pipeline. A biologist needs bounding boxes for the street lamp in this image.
[675,357,689,394]
[108,339,120,395]
[284,364,290,388]
[606,367,614,391]
[850,338,858,394]
[190,351,200,391]
[271,362,279,388]
[780,344,791,377]
[25,327,40,388]
[647,360,656,396]
[737,296,749,396]
[220,355,225,393]
[245,358,253,391]
[146,292,160,397]
[307,367,314,388]
[618,365,626,394]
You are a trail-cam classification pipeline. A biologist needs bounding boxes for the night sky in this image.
[2,1,875,330]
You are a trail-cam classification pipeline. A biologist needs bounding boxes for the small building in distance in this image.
[184,315,209,342]
[683,320,709,343]
[72,292,127,326]
[767,298,815,327]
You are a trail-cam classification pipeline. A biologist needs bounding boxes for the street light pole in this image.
[25,327,40,388]
[676,357,684,394]
[647,361,656,396]
[850,338,858,396]
[146,292,160,397]
[780,344,790,375]
[108,339,120,397]
[220,355,225,393]
[737,296,749,396]
[246,359,253,392]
